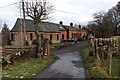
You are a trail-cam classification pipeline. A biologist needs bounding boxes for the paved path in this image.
[33,41,88,79]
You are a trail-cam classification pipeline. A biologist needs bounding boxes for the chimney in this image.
[59,21,63,25]
[70,22,73,26]
[78,24,81,28]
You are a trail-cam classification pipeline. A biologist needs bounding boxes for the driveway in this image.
[33,41,88,79]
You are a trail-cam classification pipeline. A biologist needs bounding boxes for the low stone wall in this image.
[1,45,37,67]
[2,38,51,67]
[88,34,119,59]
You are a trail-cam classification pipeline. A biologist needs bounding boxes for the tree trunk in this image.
[34,23,41,58]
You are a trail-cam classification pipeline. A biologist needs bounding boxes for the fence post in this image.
[96,39,100,59]
[108,38,112,76]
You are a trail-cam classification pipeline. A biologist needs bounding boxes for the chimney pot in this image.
[70,22,73,26]
[59,21,63,25]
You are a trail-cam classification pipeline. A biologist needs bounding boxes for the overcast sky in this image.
[0,0,119,29]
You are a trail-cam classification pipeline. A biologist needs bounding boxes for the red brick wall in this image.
[11,32,64,44]
[40,31,67,43]
[40,32,60,43]
[67,28,87,39]
[25,32,62,44]
[10,29,86,46]
[10,32,24,47]
[69,29,78,39]
[60,31,67,40]
[77,30,87,37]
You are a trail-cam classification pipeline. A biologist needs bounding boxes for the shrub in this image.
[32,39,38,45]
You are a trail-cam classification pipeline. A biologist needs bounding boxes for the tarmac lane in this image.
[33,41,88,80]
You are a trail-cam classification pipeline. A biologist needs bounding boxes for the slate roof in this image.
[11,18,66,32]
[63,25,78,30]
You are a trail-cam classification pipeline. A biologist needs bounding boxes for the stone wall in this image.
[88,34,119,59]
[2,38,51,67]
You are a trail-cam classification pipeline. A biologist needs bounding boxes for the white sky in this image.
[0,0,119,29]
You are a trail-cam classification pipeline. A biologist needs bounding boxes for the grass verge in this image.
[118,37,120,49]
[81,47,120,78]
[111,57,120,77]
[2,54,57,79]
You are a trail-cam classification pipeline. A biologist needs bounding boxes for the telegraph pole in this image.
[22,0,27,46]
[20,0,23,48]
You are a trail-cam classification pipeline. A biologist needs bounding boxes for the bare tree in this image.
[88,11,114,38]
[92,11,106,38]
[108,1,120,36]
[23,0,54,57]
[93,11,106,25]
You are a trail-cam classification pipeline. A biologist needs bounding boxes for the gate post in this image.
[43,38,50,56]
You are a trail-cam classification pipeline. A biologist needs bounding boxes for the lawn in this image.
[2,55,57,79]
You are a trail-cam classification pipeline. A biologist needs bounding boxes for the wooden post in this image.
[96,39,100,59]
[22,0,27,46]
[47,39,50,56]
[108,39,112,76]
[20,0,24,48]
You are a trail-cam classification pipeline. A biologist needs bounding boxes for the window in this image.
[72,33,76,38]
[72,33,74,38]
[41,34,43,39]
[62,34,64,40]
[11,33,15,41]
[30,33,33,40]
[79,33,82,37]
[50,34,52,40]
[56,34,59,40]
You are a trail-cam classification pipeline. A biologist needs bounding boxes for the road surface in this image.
[33,41,88,79]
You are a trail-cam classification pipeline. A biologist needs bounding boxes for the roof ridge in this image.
[11,18,66,32]
[18,18,61,25]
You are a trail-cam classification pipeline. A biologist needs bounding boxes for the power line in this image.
[55,9,80,15]
[0,2,80,16]
[0,2,20,9]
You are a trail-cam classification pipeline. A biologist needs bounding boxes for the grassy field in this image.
[2,55,57,79]
[81,47,120,78]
